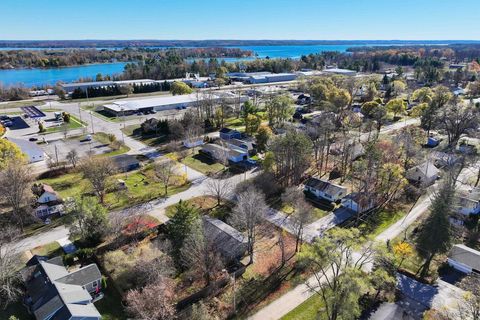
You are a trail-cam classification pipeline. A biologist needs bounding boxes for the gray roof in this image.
[24,259,102,320]
[305,177,347,196]
[56,264,102,287]
[407,161,440,179]
[201,143,247,158]
[203,216,247,260]
[449,244,480,271]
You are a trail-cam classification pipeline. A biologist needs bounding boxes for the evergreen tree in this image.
[415,177,455,278]
[166,200,199,264]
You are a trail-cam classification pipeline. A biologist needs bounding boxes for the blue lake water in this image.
[0,43,428,87]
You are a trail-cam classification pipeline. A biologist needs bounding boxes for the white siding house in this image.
[341,193,375,214]
[304,177,347,202]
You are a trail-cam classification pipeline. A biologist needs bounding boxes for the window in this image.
[92,281,98,288]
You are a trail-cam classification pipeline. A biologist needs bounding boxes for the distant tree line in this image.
[70,81,172,99]
[0,47,254,69]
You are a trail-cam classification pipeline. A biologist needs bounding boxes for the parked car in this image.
[2,121,13,127]
[29,137,38,142]
[0,115,10,121]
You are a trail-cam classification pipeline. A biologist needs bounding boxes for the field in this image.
[93,132,130,156]
[121,124,168,146]
[180,151,226,175]
[44,114,86,133]
[39,165,190,210]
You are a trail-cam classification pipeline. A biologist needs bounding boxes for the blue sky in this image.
[0,0,478,40]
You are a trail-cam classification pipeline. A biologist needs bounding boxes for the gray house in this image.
[406,161,439,186]
[203,216,248,262]
[447,244,480,274]
[22,256,103,320]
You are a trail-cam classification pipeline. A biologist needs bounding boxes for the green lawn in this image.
[44,115,86,133]
[122,124,168,146]
[93,132,130,156]
[30,241,63,257]
[180,151,225,175]
[164,196,231,219]
[38,166,190,210]
[281,294,324,320]
[358,209,406,238]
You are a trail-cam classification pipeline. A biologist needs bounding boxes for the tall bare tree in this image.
[206,177,232,206]
[181,218,224,285]
[230,187,267,264]
[126,277,176,320]
[0,162,33,231]
[66,149,79,168]
[79,156,117,203]
[155,160,176,196]
[282,187,312,252]
[0,226,23,309]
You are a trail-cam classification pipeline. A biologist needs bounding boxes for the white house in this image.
[447,244,480,274]
[37,184,60,204]
[304,177,347,202]
[7,137,44,163]
[200,143,248,163]
[341,193,375,214]
[456,189,480,215]
[406,161,439,186]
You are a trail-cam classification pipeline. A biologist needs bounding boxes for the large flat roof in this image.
[103,93,202,112]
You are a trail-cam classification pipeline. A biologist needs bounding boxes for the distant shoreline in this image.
[1,39,480,49]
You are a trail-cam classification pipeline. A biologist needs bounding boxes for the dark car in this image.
[0,115,10,121]
[29,137,38,142]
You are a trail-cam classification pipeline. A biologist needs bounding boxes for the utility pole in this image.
[54,145,59,166]
[90,111,95,134]
[78,102,82,122]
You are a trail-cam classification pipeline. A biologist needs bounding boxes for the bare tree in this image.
[79,157,117,203]
[230,187,268,264]
[0,226,23,309]
[206,177,232,206]
[155,160,176,196]
[66,149,79,168]
[282,187,312,253]
[0,162,33,231]
[126,277,176,320]
[181,218,224,285]
[61,122,69,140]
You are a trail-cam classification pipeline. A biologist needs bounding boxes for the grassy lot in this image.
[93,132,130,156]
[358,209,406,238]
[165,196,231,219]
[94,278,127,320]
[30,241,63,257]
[122,124,168,146]
[44,115,86,133]
[38,166,190,210]
[281,294,324,320]
[0,100,46,109]
[180,151,225,175]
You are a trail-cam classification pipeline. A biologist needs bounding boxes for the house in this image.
[227,138,256,155]
[304,177,347,202]
[111,154,140,172]
[32,184,63,220]
[406,161,439,186]
[200,143,248,163]
[431,151,460,168]
[341,192,375,214]
[456,189,480,215]
[219,127,242,140]
[183,136,204,148]
[203,216,248,262]
[7,137,44,163]
[458,142,477,155]
[22,256,103,320]
[447,244,480,274]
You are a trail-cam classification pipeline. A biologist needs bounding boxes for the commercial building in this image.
[247,73,298,84]
[102,94,198,116]
[322,68,357,76]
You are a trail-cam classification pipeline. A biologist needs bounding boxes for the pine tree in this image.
[166,200,199,264]
[415,177,455,278]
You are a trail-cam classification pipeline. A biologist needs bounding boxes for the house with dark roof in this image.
[219,127,242,140]
[227,138,256,155]
[200,143,248,163]
[203,216,248,263]
[111,154,140,172]
[22,256,103,320]
[447,244,480,274]
[304,177,347,202]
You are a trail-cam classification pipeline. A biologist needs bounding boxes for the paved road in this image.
[12,226,69,254]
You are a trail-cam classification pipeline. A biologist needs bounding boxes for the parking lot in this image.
[40,137,111,161]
